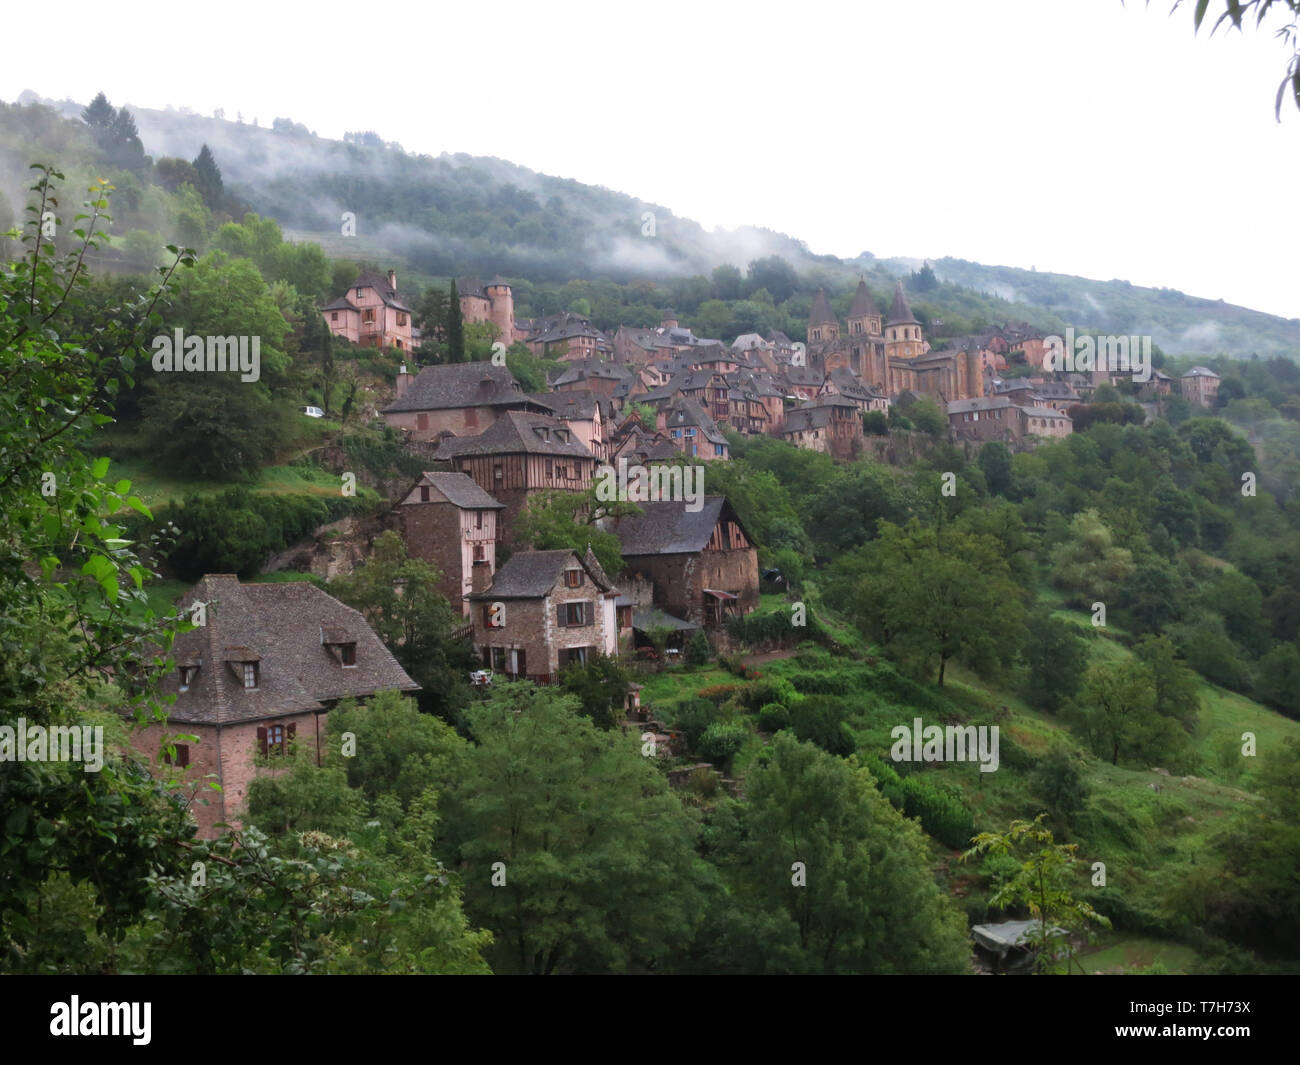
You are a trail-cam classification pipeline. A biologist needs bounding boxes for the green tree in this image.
[963,815,1111,974]
[192,144,224,206]
[445,279,465,362]
[329,531,471,720]
[1022,610,1090,713]
[450,684,706,973]
[1050,509,1136,608]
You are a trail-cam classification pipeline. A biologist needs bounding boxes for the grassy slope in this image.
[636,590,1298,973]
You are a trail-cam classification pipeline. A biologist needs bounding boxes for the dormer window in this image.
[178,664,199,692]
[322,626,358,667]
[565,568,583,588]
[225,647,260,690]
[243,663,259,689]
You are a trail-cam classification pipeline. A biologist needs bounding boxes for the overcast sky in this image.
[4,0,1298,317]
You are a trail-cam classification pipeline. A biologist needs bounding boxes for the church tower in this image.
[884,281,924,361]
[846,278,882,338]
[807,289,839,344]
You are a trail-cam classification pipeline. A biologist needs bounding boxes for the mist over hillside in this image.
[9,90,1300,358]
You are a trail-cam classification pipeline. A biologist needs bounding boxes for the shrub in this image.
[697,722,748,767]
[788,697,856,757]
[897,776,975,849]
[757,703,791,732]
[685,629,712,668]
[671,698,720,751]
[696,683,742,704]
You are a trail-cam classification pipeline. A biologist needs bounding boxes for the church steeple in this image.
[884,281,923,362]
[847,278,882,337]
[807,288,839,344]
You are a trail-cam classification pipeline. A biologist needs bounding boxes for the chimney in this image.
[395,364,412,399]
[387,269,397,292]
[471,559,492,598]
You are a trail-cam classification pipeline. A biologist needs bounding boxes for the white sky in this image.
[4,0,1298,317]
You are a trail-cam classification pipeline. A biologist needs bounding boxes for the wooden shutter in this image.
[287,722,297,753]
[517,649,526,676]
[177,744,190,768]
[557,603,567,627]
[257,726,268,756]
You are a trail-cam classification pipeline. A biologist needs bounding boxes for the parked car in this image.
[299,405,325,418]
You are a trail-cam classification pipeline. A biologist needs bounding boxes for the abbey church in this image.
[807,279,983,403]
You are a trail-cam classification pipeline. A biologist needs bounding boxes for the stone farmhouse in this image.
[469,547,619,682]
[1181,366,1221,407]
[133,575,417,837]
[612,497,759,627]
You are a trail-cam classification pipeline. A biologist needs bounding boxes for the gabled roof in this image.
[887,281,918,326]
[434,410,596,460]
[161,575,418,725]
[661,395,729,446]
[382,361,531,414]
[471,548,615,600]
[614,497,746,556]
[809,288,837,326]
[848,279,880,319]
[1183,366,1220,378]
[321,296,360,313]
[406,471,505,509]
[347,270,412,313]
[528,389,598,420]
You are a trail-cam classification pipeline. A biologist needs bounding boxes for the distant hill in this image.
[8,91,1300,358]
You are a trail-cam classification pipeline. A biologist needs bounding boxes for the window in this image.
[565,568,583,588]
[363,309,375,323]
[243,662,258,689]
[557,464,568,479]
[560,602,587,626]
[397,313,407,326]
[559,647,590,668]
[178,665,198,691]
[490,647,507,671]
[163,743,190,767]
[258,722,295,757]
[473,544,486,562]
[545,458,553,476]
[331,312,339,322]
[419,486,430,502]
[483,603,505,629]
[475,510,483,530]
[340,643,356,667]
[355,287,364,298]
[494,464,503,482]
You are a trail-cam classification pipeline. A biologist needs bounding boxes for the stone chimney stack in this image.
[471,559,492,598]
[387,269,397,292]
[395,364,412,399]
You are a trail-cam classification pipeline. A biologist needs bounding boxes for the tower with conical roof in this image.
[884,281,924,363]
[807,289,839,344]
[846,278,882,338]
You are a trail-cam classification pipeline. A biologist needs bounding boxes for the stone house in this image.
[321,269,413,352]
[658,395,730,459]
[434,409,599,541]
[383,361,550,442]
[948,395,1020,444]
[778,396,864,458]
[526,388,609,461]
[524,311,609,360]
[1181,366,1221,407]
[133,575,417,837]
[397,472,505,615]
[469,548,619,682]
[613,497,759,627]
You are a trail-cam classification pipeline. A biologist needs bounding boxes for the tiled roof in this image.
[408,471,505,509]
[160,575,418,725]
[434,410,596,460]
[348,270,413,313]
[382,361,531,414]
[614,497,740,556]
[887,281,918,326]
[471,548,615,600]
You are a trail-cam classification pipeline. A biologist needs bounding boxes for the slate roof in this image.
[662,395,729,446]
[382,361,533,414]
[887,281,918,326]
[632,606,698,633]
[470,548,615,600]
[160,575,418,725]
[948,396,1014,415]
[527,389,597,420]
[1183,366,1220,378]
[407,471,505,509]
[809,288,837,326]
[848,279,880,318]
[614,497,742,556]
[348,270,413,313]
[322,296,360,313]
[433,410,596,460]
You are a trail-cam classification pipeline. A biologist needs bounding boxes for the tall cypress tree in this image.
[81,92,115,130]
[192,144,224,206]
[445,279,465,363]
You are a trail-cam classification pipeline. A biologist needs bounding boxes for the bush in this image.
[897,776,975,849]
[685,629,712,668]
[696,683,742,704]
[697,722,748,766]
[757,702,790,732]
[788,697,856,757]
[671,698,720,751]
